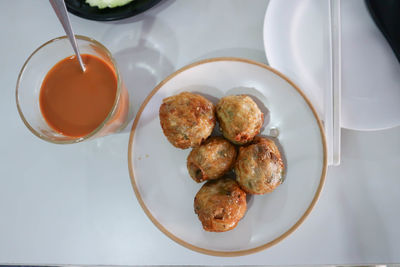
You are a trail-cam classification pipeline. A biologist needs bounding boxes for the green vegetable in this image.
[85,0,133,9]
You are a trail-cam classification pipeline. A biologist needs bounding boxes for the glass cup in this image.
[16,35,129,144]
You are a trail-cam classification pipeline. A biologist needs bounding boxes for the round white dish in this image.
[128,58,327,256]
[264,0,400,131]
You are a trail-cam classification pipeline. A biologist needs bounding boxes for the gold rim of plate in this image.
[127,57,328,257]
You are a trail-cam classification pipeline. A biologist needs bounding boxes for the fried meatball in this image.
[235,137,284,194]
[216,95,264,145]
[159,92,216,149]
[194,178,247,232]
[187,137,237,183]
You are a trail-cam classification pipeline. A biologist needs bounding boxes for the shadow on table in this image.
[101,14,177,134]
[197,47,268,65]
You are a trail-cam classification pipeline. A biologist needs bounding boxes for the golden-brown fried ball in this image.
[187,137,237,183]
[159,92,216,149]
[194,178,247,232]
[216,95,264,145]
[235,137,284,194]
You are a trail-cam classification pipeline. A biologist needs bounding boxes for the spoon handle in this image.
[49,0,86,72]
[327,0,341,166]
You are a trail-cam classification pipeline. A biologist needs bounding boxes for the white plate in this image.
[128,58,327,256]
[264,0,400,131]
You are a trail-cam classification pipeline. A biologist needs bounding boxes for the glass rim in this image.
[15,35,122,144]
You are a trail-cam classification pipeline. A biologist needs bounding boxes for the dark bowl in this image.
[365,0,400,63]
[65,0,162,21]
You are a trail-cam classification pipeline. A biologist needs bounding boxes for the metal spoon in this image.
[49,0,86,72]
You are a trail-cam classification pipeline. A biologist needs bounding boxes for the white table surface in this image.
[1,0,400,265]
